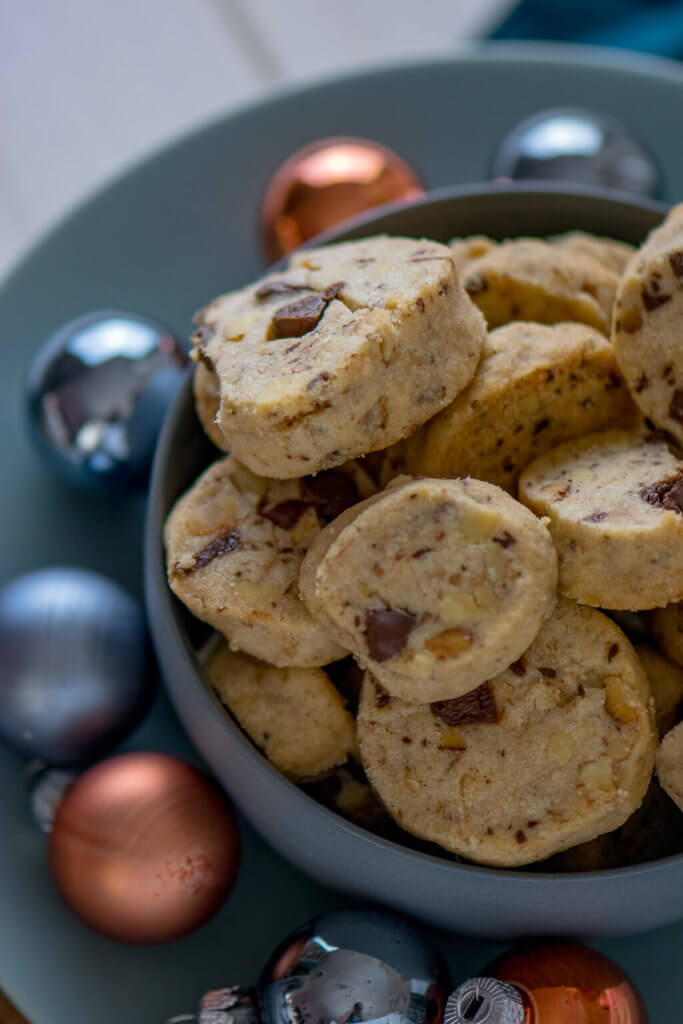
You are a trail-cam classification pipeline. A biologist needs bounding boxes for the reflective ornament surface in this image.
[28,764,77,832]
[448,941,648,1023]
[262,137,424,261]
[0,568,152,765]
[170,906,450,1024]
[26,310,188,492]
[49,752,240,943]
[491,108,660,197]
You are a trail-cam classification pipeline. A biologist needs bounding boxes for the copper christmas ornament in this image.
[446,941,647,1023]
[49,752,240,943]
[262,137,424,262]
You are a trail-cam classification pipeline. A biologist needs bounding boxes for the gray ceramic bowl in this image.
[145,183,679,940]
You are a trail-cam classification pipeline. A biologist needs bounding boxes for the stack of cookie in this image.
[164,211,683,870]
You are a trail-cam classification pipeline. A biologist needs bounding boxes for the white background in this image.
[0,0,513,279]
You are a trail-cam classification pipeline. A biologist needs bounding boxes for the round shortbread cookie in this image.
[656,721,683,813]
[401,322,638,492]
[300,477,557,702]
[547,779,683,871]
[204,639,356,780]
[193,358,229,450]
[635,644,683,738]
[165,455,376,666]
[448,235,496,272]
[461,238,618,334]
[192,235,485,478]
[519,429,683,610]
[357,599,656,867]
[549,231,635,275]
[612,204,683,444]
[651,602,683,668]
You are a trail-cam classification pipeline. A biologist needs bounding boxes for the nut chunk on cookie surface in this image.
[204,639,356,781]
[164,454,377,667]
[191,235,485,478]
[519,429,683,610]
[300,476,557,702]
[612,203,683,445]
[358,599,656,867]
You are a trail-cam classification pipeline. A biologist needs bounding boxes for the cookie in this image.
[193,235,485,478]
[165,454,377,666]
[204,639,356,780]
[193,358,229,450]
[549,231,635,275]
[656,721,683,812]
[651,602,683,667]
[547,778,683,870]
[400,322,637,492]
[300,476,557,702]
[357,599,656,867]
[448,235,496,272]
[462,239,618,334]
[635,644,683,737]
[519,429,683,610]
[612,204,683,444]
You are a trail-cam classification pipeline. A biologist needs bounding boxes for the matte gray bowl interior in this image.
[145,183,680,940]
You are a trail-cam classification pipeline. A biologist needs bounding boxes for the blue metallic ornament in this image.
[0,568,153,765]
[25,310,188,492]
[491,107,660,197]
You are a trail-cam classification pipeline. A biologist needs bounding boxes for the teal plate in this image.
[2,42,683,1024]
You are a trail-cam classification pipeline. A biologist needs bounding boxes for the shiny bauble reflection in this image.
[49,753,241,943]
[262,137,424,262]
[491,108,660,197]
[26,310,188,493]
[447,941,648,1024]
[0,568,152,765]
[261,907,449,1024]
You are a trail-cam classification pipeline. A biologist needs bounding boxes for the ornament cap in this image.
[445,977,525,1024]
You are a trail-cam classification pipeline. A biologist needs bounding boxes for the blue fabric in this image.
[491,0,683,59]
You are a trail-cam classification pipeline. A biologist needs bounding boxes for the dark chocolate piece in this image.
[365,608,417,662]
[180,531,241,573]
[302,469,360,521]
[640,472,683,515]
[271,294,328,339]
[260,500,311,530]
[430,682,498,726]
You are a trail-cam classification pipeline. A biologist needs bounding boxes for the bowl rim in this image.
[146,181,681,885]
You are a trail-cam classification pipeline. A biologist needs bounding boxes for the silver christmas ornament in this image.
[169,907,450,1024]
[444,978,524,1024]
[25,310,188,492]
[27,763,77,832]
[491,108,660,197]
[0,568,153,765]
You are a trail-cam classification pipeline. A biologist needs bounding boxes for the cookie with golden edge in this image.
[651,601,683,668]
[612,204,683,445]
[300,476,557,702]
[357,599,656,867]
[193,235,485,478]
[549,231,635,275]
[461,238,619,334]
[519,429,683,610]
[400,322,638,493]
[204,639,356,781]
[635,644,683,738]
[165,454,375,667]
[657,721,683,812]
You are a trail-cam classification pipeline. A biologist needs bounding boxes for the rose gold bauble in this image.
[488,941,648,1023]
[48,752,240,943]
[262,137,424,261]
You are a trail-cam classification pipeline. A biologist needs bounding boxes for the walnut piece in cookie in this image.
[461,238,619,334]
[299,476,557,702]
[357,599,656,867]
[519,429,683,610]
[164,454,376,666]
[203,638,356,780]
[401,322,638,492]
[612,204,683,445]
[192,235,485,478]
